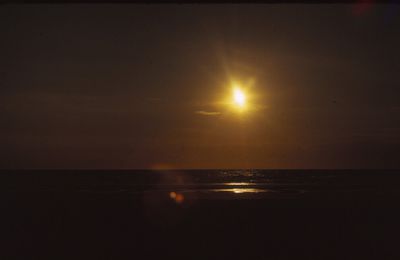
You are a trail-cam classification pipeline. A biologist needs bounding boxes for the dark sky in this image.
[1,4,400,169]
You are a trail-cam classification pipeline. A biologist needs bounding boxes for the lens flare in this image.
[169,191,184,204]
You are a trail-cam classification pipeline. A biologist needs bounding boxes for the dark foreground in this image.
[1,170,400,259]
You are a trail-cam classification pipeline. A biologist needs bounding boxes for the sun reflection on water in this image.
[225,182,253,186]
[213,188,268,194]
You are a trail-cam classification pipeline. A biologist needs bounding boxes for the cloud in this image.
[195,110,221,116]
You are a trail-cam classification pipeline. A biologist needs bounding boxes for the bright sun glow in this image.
[233,87,246,107]
[222,79,255,113]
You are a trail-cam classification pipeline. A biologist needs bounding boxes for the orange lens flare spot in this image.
[169,191,184,204]
[169,192,177,199]
[175,194,184,203]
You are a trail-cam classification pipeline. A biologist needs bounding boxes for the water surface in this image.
[2,169,400,259]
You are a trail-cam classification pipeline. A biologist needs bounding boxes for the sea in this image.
[1,169,400,259]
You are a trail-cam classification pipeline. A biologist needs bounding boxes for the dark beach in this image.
[2,170,400,259]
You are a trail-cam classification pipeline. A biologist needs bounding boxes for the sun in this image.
[233,87,246,107]
[231,84,247,110]
[220,79,254,113]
